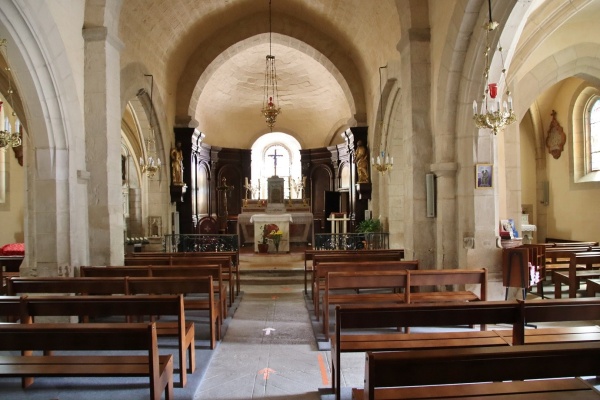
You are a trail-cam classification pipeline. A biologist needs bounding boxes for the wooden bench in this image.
[0,322,174,400]
[22,294,193,387]
[81,264,229,319]
[305,249,404,294]
[406,268,487,303]
[125,251,239,302]
[332,300,520,400]
[544,246,600,275]
[360,342,600,400]
[322,270,409,339]
[127,276,221,349]
[7,275,220,349]
[553,252,600,298]
[587,278,600,296]
[7,276,128,296]
[336,297,600,400]
[313,260,418,321]
[0,295,24,321]
[512,297,600,345]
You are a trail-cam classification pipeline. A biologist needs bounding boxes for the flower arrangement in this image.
[258,224,284,251]
[259,224,279,245]
[268,229,284,252]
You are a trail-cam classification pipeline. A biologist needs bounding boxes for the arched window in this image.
[587,97,600,172]
[250,132,302,199]
[572,86,600,184]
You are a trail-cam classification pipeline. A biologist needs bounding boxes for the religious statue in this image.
[216,177,234,233]
[170,142,184,185]
[355,140,369,183]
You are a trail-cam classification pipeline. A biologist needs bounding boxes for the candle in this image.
[472,100,478,115]
[245,177,249,186]
[139,157,144,166]
[4,117,9,131]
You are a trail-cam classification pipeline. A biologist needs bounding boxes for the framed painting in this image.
[475,164,493,189]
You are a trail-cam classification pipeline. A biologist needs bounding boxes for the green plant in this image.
[355,218,382,233]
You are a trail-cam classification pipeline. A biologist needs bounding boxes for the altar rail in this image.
[163,234,239,253]
[314,233,389,250]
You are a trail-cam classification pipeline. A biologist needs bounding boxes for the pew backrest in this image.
[7,277,128,296]
[406,268,487,302]
[363,342,600,400]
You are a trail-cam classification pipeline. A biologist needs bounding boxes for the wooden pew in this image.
[81,264,229,318]
[0,322,174,400]
[332,300,520,400]
[512,297,600,345]
[124,254,236,306]
[587,278,600,297]
[406,268,487,303]
[313,260,418,321]
[126,276,221,349]
[335,297,600,399]
[553,252,600,298]
[7,276,128,296]
[22,294,193,387]
[322,270,408,339]
[7,276,220,349]
[304,249,405,294]
[0,295,25,321]
[361,342,600,400]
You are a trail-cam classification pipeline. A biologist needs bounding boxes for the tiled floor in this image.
[194,250,343,399]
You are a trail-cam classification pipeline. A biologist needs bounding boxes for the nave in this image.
[1,248,600,400]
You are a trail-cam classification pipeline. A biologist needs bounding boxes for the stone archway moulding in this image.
[175,13,365,129]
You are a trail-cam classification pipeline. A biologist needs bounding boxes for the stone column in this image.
[83,27,124,265]
[430,162,458,270]
[397,27,435,268]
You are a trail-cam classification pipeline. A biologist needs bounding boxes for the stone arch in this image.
[175,12,364,127]
[515,48,600,122]
[1,1,87,269]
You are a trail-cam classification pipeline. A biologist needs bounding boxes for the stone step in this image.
[239,268,304,286]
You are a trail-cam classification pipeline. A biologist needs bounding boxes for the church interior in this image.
[1,0,600,399]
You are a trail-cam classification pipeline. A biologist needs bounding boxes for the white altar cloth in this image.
[239,212,313,248]
[250,213,292,252]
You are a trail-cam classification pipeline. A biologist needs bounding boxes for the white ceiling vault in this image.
[117,0,600,151]
[118,0,402,149]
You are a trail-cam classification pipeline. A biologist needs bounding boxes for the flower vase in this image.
[274,242,280,252]
[257,243,269,253]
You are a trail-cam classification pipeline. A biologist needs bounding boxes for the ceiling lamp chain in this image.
[0,38,23,149]
[261,0,281,130]
[472,0,516,135]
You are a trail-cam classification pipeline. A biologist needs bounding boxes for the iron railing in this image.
[164,234,239,253]
[314,232,389,250]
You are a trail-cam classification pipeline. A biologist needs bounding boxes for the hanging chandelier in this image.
[139,74,161,178]
[472,0,516,135]
[0,38,23,149]
[261,0,281,130]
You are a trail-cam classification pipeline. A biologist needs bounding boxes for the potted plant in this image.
[257,224,278,253]
[355,218,382,249]
[257,227,269,253]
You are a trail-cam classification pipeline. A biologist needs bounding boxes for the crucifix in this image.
[267,148,284,177]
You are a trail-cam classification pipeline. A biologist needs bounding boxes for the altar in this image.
[238,209,313,251]
[239,170,313,251]
[249,213,291,252]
